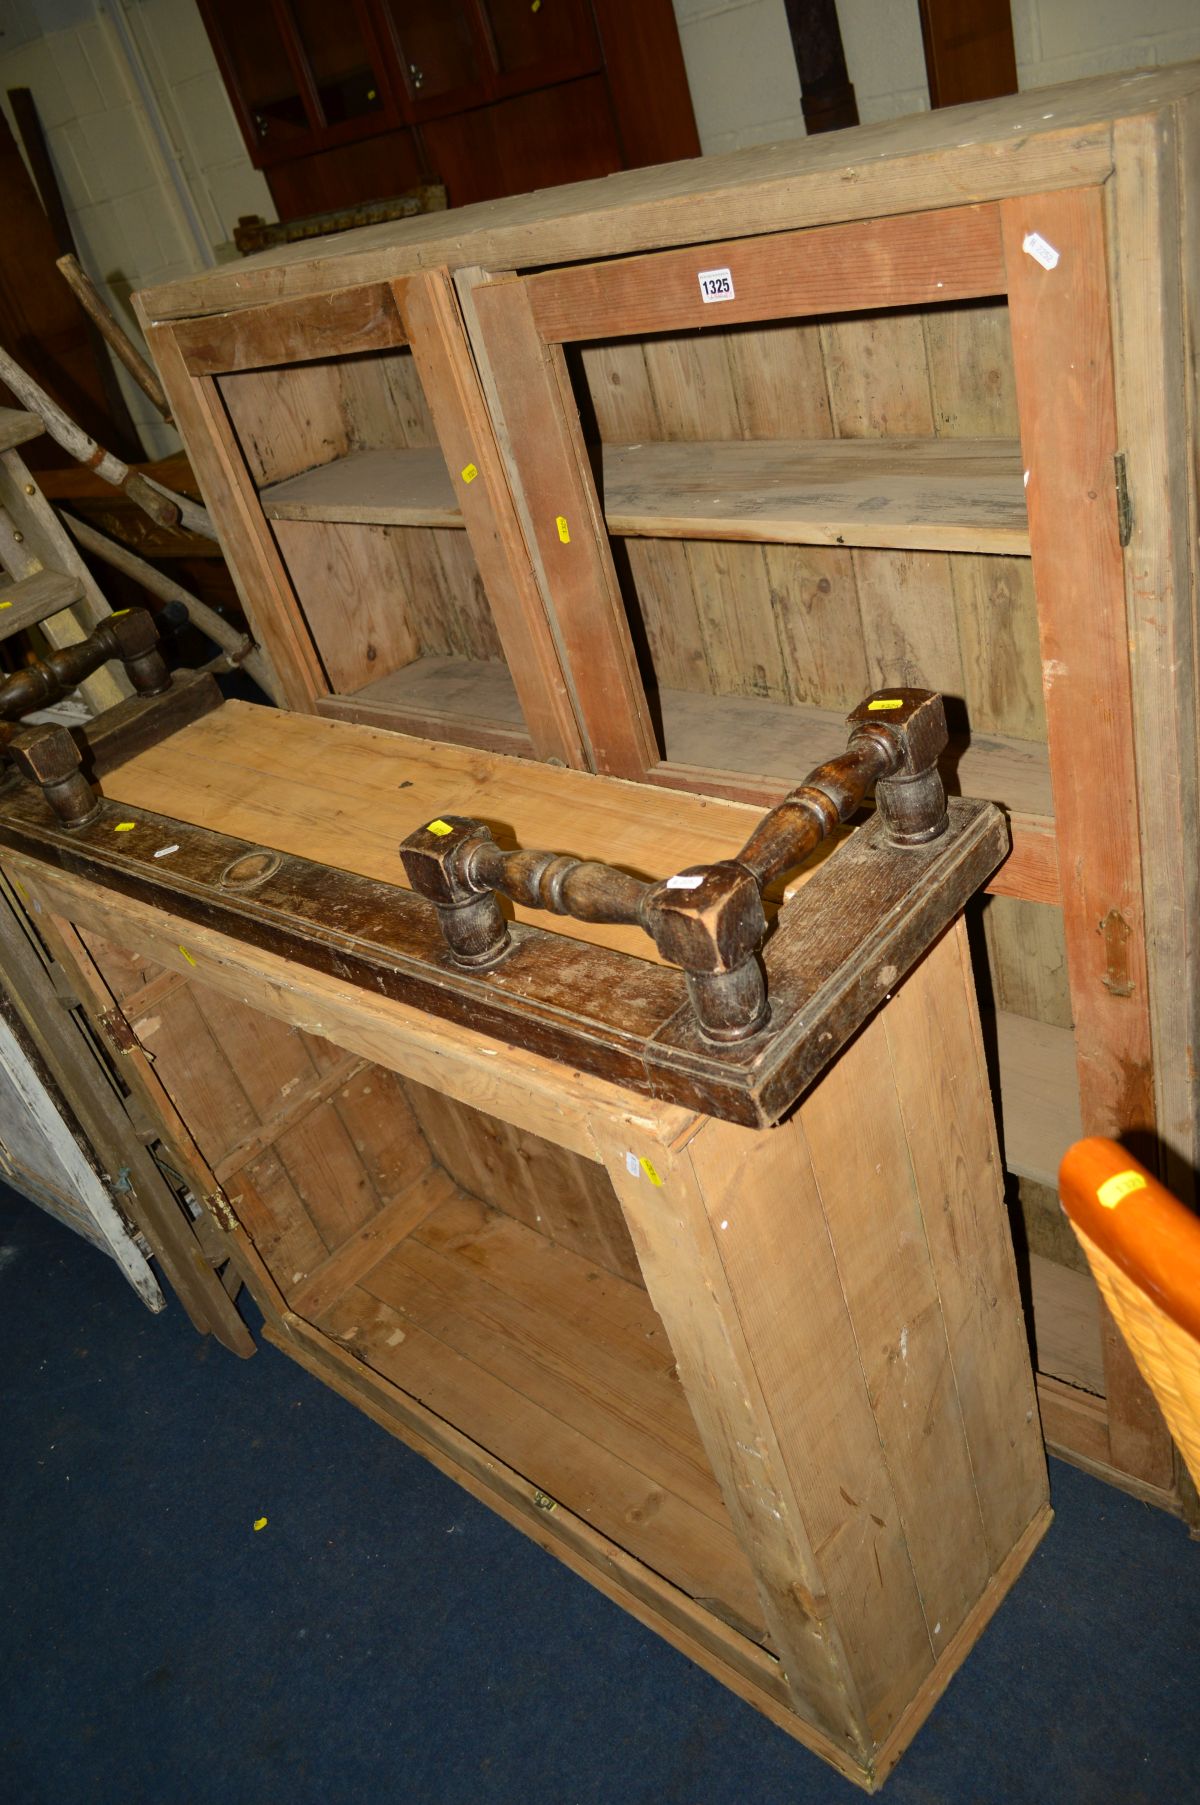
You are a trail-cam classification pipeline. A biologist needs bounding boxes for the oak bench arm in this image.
[401,687,948,1045]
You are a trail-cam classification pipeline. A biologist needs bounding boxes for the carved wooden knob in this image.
[400,816,510,967]
[847,689,949,844]
[642,862,769,1041]
[9,724,100,828]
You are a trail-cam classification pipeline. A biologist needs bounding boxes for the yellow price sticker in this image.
[179,946,197,966]
[113,822,136,832]
[639,1157,663,1187]
[427,819,454,837]
[555,515,571,543]
[461,462,479,484]
[868,698,904,711]
[1097,1169,1148,1210]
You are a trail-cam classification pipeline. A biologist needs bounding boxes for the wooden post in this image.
[601,921,1047,1785]
[1001,187,1175,1489]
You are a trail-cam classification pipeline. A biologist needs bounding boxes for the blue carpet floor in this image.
[2,1183,1198,1805]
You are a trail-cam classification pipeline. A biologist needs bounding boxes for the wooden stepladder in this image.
[0,407,128,715]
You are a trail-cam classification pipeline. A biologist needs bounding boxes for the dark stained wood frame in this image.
[918,0,1018,110]
[0,776,1006,1128]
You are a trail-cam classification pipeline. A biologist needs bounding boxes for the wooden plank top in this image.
[0,757,1006,1127]
[99,701,774,963]
[135,67,1200,323]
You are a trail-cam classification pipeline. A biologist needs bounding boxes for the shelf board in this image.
[992,1010,1081,1190]
[316,655,533,757]
[602,437,1029,554]
[1028,1253,1105,1396]
[316,1186,771,1643]
[262,447,461,528]
[259,438,1029,556]
[656,688,1053,821]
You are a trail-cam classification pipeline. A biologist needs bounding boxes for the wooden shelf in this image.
[601,438,1029,555]
[315,653,534,758]
[262,447,461,528]
[260,438,1029,556]
[656,689,1053,821]
[992,1010,1081,1190]
[314,1186,772,1643]
[1028,1253,1105,1396]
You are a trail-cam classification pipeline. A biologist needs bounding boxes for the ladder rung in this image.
[0,409,44,453]
[0,567,86,641]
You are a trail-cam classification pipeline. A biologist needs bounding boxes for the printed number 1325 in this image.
[698,267,734,302]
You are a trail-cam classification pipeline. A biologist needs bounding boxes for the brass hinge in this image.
[97,1007,138,1054]
[204,1188,240,1235]
[1114,453,1133,548]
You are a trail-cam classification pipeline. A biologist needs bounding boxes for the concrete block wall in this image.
[673,0,1200,154]
[2,0,1199,453]
[672,0,931,154]
[1012,0,1200,86]
[0,0,273,456]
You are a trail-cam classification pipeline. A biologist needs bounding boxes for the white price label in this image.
[666,873,704,890]
[1022,231,1060,271]
[697,267,735,303]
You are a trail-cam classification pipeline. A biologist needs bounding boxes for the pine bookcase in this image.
[134,65,1200,1518]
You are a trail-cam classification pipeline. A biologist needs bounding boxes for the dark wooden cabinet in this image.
[198,0,699,218]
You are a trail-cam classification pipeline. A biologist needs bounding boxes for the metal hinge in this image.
[97,1007,138,1054]
[204,1188,240,1235]
[1099,908,1135,997]
[1114,453,1133,548]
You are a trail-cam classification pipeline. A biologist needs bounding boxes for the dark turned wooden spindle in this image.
[0,607,170,723]
[400,689,950,1045]
[9,724,101,828]
[6,608,173,829]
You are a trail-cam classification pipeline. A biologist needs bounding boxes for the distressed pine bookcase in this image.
[0,701,1048,1790]
[135,65,1200,1519]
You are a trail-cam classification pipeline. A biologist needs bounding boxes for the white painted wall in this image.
[673,0,1200,154]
